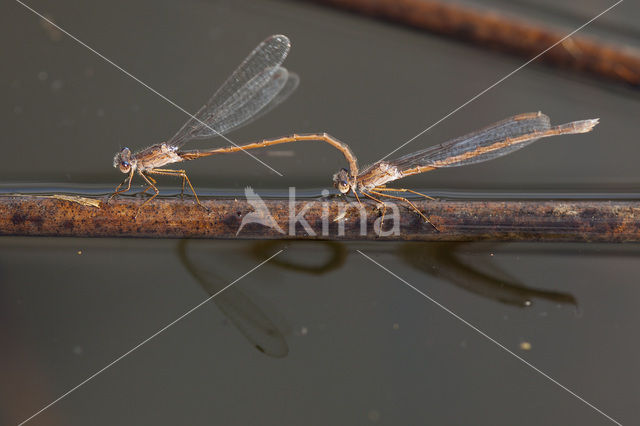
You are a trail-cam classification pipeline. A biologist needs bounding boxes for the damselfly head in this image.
[113,147,133,174]
[333,168,353,194]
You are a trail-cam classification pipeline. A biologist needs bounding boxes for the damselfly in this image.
[330,112,599,227]
[110,34,330,216]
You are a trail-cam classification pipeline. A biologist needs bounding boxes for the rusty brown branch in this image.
[1,195,639,242]
[312,0,640,87]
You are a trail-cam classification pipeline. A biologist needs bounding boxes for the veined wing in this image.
[202,67,299,137]
[236,69,300,129]
[168,34,292,148]
[390,112,597,176]
[392,112,551,172]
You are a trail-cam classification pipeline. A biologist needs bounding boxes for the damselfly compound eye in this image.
[332,168,352,193]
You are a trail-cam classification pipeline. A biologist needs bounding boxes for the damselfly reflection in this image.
[399,243,577,308]
[110,35,301,217]
[178,240,289,358]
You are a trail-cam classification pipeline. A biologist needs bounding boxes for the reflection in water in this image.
[177,240,289,358]
[252,240,576,308]
[251,241,347,274]
[399,243,577,308]
[176,239,579,357]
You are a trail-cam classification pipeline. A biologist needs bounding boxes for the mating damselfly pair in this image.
[111,35,598,224]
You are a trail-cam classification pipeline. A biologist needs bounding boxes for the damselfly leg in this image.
[139,174,158,195]
[367,187,438,230]
[146,168,207,210]
[108,169,135,202]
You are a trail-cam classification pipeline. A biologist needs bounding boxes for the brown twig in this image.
[312,0,640,87]
[1,195,639,241]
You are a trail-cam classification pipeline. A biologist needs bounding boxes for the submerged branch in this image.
[1,194,639,242]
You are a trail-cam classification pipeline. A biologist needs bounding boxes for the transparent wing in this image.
[168,34,291,147]
[236,70,299,128]
[190,66,294,138]
[392,113,551,171]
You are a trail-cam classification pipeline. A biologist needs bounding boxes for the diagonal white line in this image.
[357,250,623,426]
[18,250,283,426]
[14,0,284,177]
[377,0,623,163]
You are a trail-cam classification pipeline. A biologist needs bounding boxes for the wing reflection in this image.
[177,240,289,358]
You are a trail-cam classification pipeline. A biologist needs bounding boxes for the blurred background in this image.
[1,0,639,425]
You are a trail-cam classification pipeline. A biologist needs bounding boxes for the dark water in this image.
[2,0,639,425]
